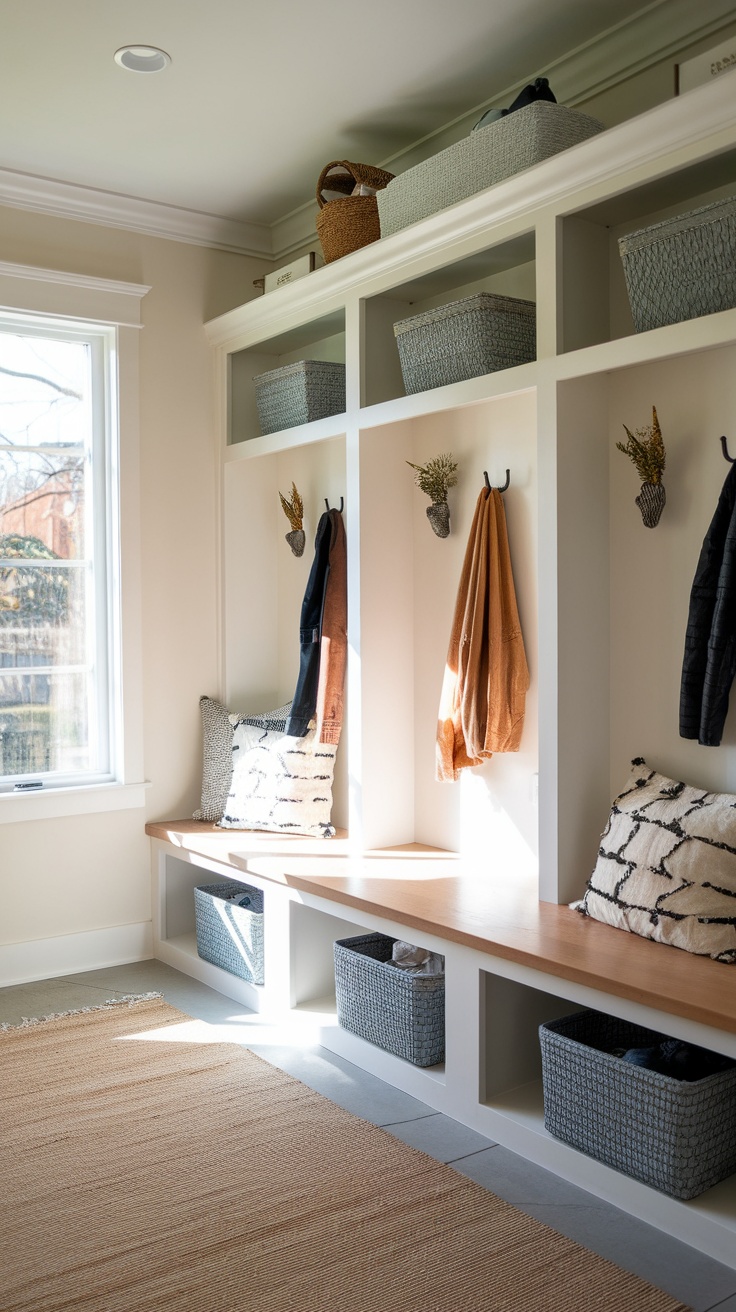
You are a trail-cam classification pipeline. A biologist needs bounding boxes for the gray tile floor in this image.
[3,959,736,1311]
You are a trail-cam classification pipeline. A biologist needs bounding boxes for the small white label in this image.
[264,252,316,294]
[678,38,736,94]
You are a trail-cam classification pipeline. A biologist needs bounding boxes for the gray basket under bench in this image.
[540,1009,736,1200]
[334,932,445,1067]
[194,880,265,985]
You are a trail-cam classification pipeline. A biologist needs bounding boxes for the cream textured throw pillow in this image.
[218,718,337,838]
[194,696,295,823]
[576,758,736,962]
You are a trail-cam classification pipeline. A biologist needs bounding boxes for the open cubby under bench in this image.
[146,818,736,1269]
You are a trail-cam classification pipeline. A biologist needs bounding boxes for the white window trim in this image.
[0,261,150,822]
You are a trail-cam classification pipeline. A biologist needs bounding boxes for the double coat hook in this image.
[483,469,510,494]
[721,436,735,464]
[324,497,344,512]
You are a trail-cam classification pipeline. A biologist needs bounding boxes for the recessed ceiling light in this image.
[114,46,171,74]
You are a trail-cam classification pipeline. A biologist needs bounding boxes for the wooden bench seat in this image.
[146,818,736,1039]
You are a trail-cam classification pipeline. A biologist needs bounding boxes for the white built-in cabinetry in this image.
[205,75,736,903]
[150,75,736,1268]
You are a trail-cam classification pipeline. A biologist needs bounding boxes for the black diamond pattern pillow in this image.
[576,758,736,963]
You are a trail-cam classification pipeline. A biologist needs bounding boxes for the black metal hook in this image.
[324,497,344,513]
[483,469,510,494]
[721,436,735,464]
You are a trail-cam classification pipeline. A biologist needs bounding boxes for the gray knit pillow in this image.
[193,696,237,822]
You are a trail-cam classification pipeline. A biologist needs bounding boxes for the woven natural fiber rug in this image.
[0,995,690,1312]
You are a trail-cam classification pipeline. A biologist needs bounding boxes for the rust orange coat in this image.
[436,487,529,781]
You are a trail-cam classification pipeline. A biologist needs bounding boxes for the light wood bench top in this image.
[146,819,736,1038]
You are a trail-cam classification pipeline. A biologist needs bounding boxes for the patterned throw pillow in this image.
[193,696,295,823]
[576,758,736,963]
[193,696,238,823]
[218,718,337,838]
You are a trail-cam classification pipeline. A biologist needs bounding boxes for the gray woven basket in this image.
[378,102,603,237]
[394,292,535,394]
[540,1010,736,1199]
[253,360,345,435]
[334,933,445,1067]
[194,880,265,985]
[618,194,736,333]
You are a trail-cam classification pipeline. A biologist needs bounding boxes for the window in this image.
[0,312,119,792]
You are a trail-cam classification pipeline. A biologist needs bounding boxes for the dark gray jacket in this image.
[680,463,736,746]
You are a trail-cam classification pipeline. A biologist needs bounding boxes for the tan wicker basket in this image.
[315,160,394,263]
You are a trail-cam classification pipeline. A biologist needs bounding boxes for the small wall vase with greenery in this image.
[407,453,459,538]
[279,482,305,556]
[616,406,666,528]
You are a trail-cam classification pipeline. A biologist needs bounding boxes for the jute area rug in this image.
[0,995,690,1312]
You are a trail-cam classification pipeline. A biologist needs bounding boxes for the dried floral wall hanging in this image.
[407,452,459,538]
[279,482,305,556]
[616,405,666,528]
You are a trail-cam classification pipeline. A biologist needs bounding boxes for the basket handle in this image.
[316,159,395,208]
[317,161,358,209]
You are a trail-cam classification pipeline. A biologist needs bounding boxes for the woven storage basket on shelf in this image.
[334,933,445,1067]
[194,880,265,985]
[539,1010,736,1200]
[618,194,736,333]
[377,102,603,237]
[316,160,394,264]
[253,360,345,435]
[394,292,535,395]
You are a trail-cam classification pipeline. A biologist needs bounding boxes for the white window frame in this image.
[0,261,149,822]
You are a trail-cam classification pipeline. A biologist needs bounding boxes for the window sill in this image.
[0,780,149,824]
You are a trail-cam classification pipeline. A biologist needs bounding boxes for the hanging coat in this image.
[286,508,347,740]
[680,463,736,747]
[436,487,529,782]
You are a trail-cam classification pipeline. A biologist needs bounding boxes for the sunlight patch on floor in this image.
[117,1001,337,1048]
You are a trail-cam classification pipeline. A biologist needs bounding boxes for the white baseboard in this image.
[0,922,153,987]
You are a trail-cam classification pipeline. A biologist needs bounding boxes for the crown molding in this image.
[0,167,273,258]
[0,1,734,261]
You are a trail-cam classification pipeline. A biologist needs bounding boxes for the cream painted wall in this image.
[0,206,265,952]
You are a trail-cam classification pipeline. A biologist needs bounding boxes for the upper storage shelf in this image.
[227,309,346,449]
[205,76,736,453]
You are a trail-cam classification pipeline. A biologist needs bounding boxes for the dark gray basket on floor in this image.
[394,292,535,395]
[618,194,736,333]
[253,360,346,435]
[539,1009,736,1200]
[377,102,603,237]
[334,933,445,1067]
[194,880,265,985]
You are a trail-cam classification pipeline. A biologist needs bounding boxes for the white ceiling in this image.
[0,0,663,238]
